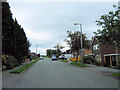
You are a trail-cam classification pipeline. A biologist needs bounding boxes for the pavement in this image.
[82,64,120,79]
[67,61,120,78]
[2,57,119,88]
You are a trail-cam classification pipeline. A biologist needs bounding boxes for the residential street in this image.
[2,57,119,88]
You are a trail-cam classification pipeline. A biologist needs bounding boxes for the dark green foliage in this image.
[94,6,120,48]
[46,49,57,57]
[10,58,40,73]
[2,65,7,70]
[2,2,14,55]
[37,54,40,57]
[65,31,91,64]
[83,55,96,64]
[2,2,30,65]
[54,44,64,57]
[4,55,17,69]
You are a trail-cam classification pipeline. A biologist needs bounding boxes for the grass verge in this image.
[70,61,88,67]
[111,73,120,77]
[61,60,68,62]
[10,58,40,74]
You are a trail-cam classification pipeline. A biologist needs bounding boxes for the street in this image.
[3,57,118,88]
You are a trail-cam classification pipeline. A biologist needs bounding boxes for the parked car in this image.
[52,55,58,61]
[40,57,43,60]
[58,55,67,60]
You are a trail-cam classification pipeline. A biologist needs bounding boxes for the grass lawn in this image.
[10,58,40,74]
[111,73,120,77]
[61,60,68,62]
[70,62,88,67]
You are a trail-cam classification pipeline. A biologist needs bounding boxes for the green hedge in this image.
[83,55,96,64]
[2,55,18,69]
[10,58,40,73]
[2,65,7,70]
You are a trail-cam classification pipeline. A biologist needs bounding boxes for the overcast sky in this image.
[8,0,118,55]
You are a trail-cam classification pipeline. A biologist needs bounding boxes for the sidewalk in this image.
[67,61,119,79]
[83,64,120,79]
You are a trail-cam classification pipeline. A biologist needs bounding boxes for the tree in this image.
[46,49,51,57]
[2,2,31,65]
[65,31,90,64]
[94,5,120,65]
[54,44,64,57]
[46,49,57,57]
[2,2,14,55]
[13,18,30,65]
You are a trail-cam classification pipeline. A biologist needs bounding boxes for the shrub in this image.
[2,55,18,69]
[2,65,7,70]
[2,55,8,65]
[83,55,96,64]
[103,62,109,67]
[117,64,120,69]
[94,61,101,66]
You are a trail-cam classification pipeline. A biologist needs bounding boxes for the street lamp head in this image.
[74,23,81,25]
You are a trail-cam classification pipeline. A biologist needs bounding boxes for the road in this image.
[3,57,119,88]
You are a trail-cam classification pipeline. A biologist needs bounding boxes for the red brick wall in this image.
[100,44,116,62]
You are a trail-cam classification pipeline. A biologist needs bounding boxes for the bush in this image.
[117,64,120,69]
[94,61,101,66]
[83,55,96,64]
[2,55,18,69]
[103,62,109,67]
[2,65,7,70]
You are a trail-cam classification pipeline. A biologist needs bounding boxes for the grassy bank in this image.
[10,58,40,74]
[70,61,88,67]
[111,72,120,77]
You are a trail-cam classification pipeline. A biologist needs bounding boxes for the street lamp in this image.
[36,44,40,54]
[74,23,83,63]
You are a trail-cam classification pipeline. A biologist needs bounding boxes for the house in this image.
[92,36,120,66]
[66,40,93,61]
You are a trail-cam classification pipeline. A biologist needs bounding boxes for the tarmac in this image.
[68,61,120,79]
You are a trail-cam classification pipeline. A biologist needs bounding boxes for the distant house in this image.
[92,36,120,66]
[66,40,92,61]
[92,36,101,61]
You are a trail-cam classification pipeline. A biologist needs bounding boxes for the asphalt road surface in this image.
[3,57,119,88]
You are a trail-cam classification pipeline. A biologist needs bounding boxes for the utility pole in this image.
[36,44,40,54]
[74,23,83,63]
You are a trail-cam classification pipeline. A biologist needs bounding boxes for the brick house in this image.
[92,36,120,66]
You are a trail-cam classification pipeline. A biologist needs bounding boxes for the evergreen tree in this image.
[2,2,30,65]
[2,2,14,55]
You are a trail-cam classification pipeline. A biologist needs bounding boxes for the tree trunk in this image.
[116,46,120,66]
[75,51,78,64]
[76,51,79,64]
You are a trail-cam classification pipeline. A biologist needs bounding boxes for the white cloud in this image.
[30,47,47,55]
[23,26,53,42]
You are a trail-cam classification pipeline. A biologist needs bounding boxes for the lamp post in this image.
[36,44,40,54]
[74,23,83,63]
